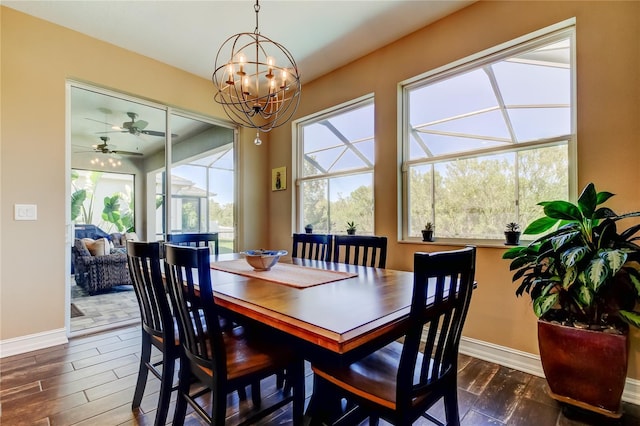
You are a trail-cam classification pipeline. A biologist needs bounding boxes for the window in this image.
[296,97,375,234]
[402,26,575,241]
[71,169,135,233]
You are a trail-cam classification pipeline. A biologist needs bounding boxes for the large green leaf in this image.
[533,293,558,317]
[619,310,640,328]
[600,249,627,275]
[102,194,123,232]
[71,189,87,221]
[561,246,587,269]
[524,217,558,235]
[551,231,580,251]
[562,266,578,289]
[543,200,583,221]
[596,190,615,205]
[502,246,527,259]
[578,182,597,218]
[575,284,593,307]
[626,268,640,295]
[585,257,610,292]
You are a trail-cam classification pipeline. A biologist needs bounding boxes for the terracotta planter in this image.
[537,319,629,418]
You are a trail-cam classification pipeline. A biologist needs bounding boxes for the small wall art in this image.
[272,166,286,191]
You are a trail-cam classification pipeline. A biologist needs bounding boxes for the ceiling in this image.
[6,0,475,159]
[4,0,475,84]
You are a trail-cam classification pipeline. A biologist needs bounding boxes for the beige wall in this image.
[0,7,268,341]
[268,1,640,379]
[2,0,640,383]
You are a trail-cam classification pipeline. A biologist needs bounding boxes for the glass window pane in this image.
[328,173,374,234]
[298,98,375,234]
[403,29,573,241]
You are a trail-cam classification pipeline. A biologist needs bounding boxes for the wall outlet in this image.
[15,204,37,221]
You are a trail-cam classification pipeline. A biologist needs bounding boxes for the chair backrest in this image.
[332,235,388,268]
[126,241,174,343]
[163,244,225,376]
[166,232,219,255]
[397,246,476,412]
[292,233,333,261]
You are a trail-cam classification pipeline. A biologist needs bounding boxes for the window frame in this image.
[400,20,577,245]
[293,94,375,234]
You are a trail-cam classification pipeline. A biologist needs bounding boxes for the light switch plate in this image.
[15,204,37,221]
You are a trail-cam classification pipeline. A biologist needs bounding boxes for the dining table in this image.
[208,253,415,364]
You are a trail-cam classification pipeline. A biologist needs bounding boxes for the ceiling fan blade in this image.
[85,117,115,126]
[140,130,166,137]
[112,150,143,156]
[134,119,149,130]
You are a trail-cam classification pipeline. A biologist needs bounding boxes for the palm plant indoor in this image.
[502,182,640,417]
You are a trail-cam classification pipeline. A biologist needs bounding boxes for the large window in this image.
[296,97,375,234]
[402,26,575,241]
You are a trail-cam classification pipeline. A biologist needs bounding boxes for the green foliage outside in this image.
[408,145,568,239]
[71,169,134,233]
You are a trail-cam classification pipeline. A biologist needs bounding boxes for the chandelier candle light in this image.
[212,0,301,145]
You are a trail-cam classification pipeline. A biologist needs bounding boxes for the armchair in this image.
[72,238,132,294]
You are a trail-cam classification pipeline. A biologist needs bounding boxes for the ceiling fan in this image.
[92,136,143,156]
[91,112,174,137]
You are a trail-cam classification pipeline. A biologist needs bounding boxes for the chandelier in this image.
[212,0,301,145]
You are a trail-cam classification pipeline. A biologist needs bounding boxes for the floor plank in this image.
[2,324,639,426]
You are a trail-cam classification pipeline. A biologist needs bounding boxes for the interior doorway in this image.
[67,82,237,336]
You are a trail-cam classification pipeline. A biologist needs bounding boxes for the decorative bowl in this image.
[241,249,288,271]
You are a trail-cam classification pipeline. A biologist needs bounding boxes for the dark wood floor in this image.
[1,324,639,426]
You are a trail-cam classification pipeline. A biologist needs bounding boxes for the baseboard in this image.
[460,336,640,405]
[0,328,68,358]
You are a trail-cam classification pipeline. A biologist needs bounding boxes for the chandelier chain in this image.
[254,0,260,34]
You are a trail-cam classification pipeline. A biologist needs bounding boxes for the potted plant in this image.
[504,222,521,245]
[503,183,640,418]
[304,224,313,234]
[421,223,434,242]
[346,221,357,235]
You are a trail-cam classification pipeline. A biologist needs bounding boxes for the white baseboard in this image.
[460,336,640,405]
[0,328,68,358]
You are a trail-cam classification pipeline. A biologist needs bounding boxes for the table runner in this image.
[210,259,357,288]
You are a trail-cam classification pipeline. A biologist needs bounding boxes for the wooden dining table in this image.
[208,254,415,363]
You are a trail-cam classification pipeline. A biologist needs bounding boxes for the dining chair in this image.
[311,246,477,426]
[292,233,333,261]
[163,244,305,426]
[126,240,177,426]
[166,232,220,255]
[332,235,388,268]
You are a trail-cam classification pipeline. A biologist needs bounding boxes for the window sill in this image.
[398,238,529,249]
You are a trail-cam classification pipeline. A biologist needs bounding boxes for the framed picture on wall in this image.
[272,166,286,191]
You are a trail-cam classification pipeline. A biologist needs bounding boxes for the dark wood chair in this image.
[126,240,177,426]
[166,232,219,255]
[164,244,305,426]
[292,233,333,261]
[311,246,477,426]
[332,235,388,268]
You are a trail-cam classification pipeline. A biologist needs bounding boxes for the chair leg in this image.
[251,380,262,407]
[212,386,228,426]
[172,355,190,426]
[291,361,305,426]
[132,332,151,409]
[238,385,247,401]
[443,386,461,426]
[154,351,175,426]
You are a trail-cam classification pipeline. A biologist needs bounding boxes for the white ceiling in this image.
[4,0,475,84]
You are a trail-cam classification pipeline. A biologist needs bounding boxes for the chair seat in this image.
[194,326,295,381]
[313,341,428,411]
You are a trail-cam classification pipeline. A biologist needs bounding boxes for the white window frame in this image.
[293,94,375,234]
[400,19,577,244]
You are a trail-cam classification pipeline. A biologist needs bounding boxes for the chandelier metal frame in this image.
[212,0,301,137]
